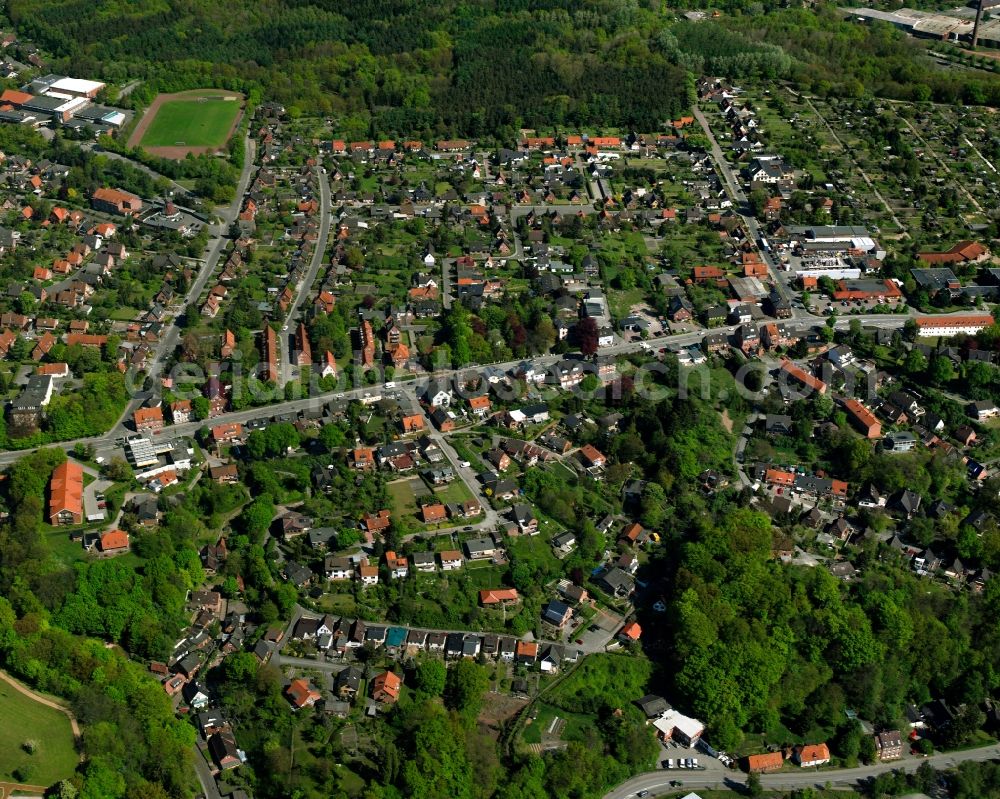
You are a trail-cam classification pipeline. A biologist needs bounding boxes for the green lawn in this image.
[108,306,140,321]
[43,528,88,567]
[0,678,78,785]
[317,591,358,617]
[388,479,419,518]
[508,533,562,573]
[433,480,474,504]
[608,287,647,318]
[522,702,597,746]
[141,97,241,148]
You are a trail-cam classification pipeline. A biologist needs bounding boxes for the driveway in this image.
[80,463,112,522]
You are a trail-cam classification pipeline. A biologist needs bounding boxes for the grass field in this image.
[522,701,596,745]
[388,478,419,518]
[0,679,77,785]
[139,97,241,148]
[433,480,474,505]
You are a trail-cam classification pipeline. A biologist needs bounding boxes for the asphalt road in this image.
[691,104,794,308]
[120,136,259,431]
[191,743,224,799]
[279,164,332,385]
[604,743,1000,798]
[0,309,958,469]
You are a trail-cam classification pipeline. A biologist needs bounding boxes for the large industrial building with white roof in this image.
[0,73,126,134]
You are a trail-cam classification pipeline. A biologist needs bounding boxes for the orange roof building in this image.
[832,279,902,302]
[620,522,646,544]
[49,460,83,525]
[92,187,143,216]
[65,333,108,348]
[746,752,784,773]
[914,314,994,337]
[619,621,642,641]
[286,678,321,708]
[779,359,827,395]
[362,509,391,532]
[469,395,491,414]
[359,319,375,367]
[211,422,244,444]
[37,362,69,377]
[765,468,795,487]
[100,529,130,553]
[221,329,236,358]
[133,406,164,431]
[693,265,725,282]
[795,743,831,767]
[579,444,606,468]
[515,641,538,662]
[373,671,402,703]
[350,447,375,470]
[400,414,424,433]
[842,399,881,439]
[262,325,278,383]
[385,550,408,578]
[0,89,33,106]
[479,588,520,605]
[386,340,409,367]
[917,241,989,264]
[421,504,447,523]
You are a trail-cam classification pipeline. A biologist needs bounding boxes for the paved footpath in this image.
[0,781,51,797]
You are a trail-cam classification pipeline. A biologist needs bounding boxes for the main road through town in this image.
[604,742,1000,798]
[0,309,968,469]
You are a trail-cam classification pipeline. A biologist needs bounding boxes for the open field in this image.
[0,673,78,785]
[129,89,244,159]
[388,478,420,518]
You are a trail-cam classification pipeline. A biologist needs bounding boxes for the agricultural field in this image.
[0,675,78,786]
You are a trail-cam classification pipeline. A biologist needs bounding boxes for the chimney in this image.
[164,199,176,216]
[973,0,985,49]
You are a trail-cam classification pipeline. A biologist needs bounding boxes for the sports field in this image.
[128,89,244,159]
[0,675,78,785]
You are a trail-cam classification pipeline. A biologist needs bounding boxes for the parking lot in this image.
[82,475,113,522]
[656,741,731,777]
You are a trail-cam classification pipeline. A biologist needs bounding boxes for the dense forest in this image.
[5,0,758,137]
[0,450,201,798]
[730,7,1000,106]
[8,1,998,136]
